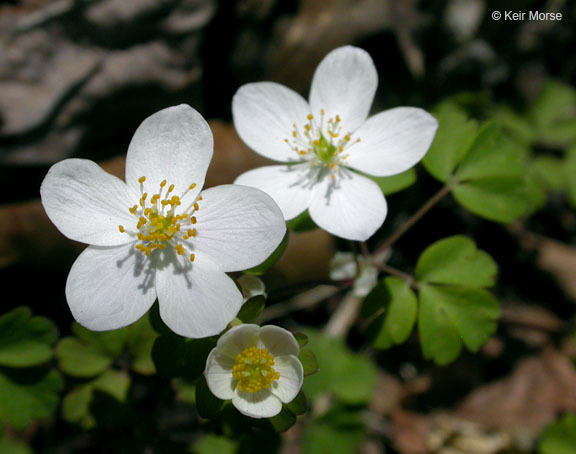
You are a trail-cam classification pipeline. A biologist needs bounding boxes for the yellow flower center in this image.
[284,109,361,180]
[232,346,280,393]
[118,176,200,262]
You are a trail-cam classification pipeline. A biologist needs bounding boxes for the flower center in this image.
[284,110,361,179]
[118,176,200,262]
[232,346,280,393]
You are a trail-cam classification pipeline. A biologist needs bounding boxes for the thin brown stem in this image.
[375,183,452,256]
[373,262,416,286]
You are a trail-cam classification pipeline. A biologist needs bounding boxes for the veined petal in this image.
[309,46,377,133]
[309,169,387,241]
[258,325,300,357]
[156,253,242,338]
[234,164,312,220]
[41,159,137,246]
[65,243,157,331]
[191,185,286,272]
[125,105,211,203]
[345,107,438,176]
[204,348,236,400]
[233,82,311,162]
[215,324,261,359]
[270,355,303,404]
[232,388,282,419]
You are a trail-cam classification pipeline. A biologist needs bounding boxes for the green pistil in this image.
[313,133,337,163]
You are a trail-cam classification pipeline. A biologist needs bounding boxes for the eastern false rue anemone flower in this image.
[40,105,286,338]
[233,45,438,241]
[204,324,303,418]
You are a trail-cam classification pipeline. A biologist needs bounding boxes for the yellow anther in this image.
[160,180,167,188]
[168,184,174,193]
[175,244,185,255]
[118,225,125,233]
[189,183,196,190]
[190,253,195,262]
[307,114,313,121]
[138,176,146,184]
[232,347,279,393]
[193,203,199,211]
[129,205,138,214]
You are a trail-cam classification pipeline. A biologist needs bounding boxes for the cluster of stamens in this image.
[284,109,361,179]
[118,176,200,262]
[232,346,280,393]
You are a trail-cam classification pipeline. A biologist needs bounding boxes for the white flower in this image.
[40,105,286,338]
[233,46,438,241]
[204,324,303,419]
[329,251,378,297]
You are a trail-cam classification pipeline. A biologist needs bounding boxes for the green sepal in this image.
[195,375,225,419]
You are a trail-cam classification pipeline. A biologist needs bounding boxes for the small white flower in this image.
[204,324,303,419]
[40,105,286,338]
[233,46,438,241]
[329,252,378,297]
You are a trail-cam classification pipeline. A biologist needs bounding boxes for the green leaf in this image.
[55,337,112,378]
[298,349,319,376]
[303,406,365,454]
[531,155,568,192]
[294,332,309,348]
[364,277,418,349]
[423,104,479,183]
[236,295,265,323]
[303,330,377,405]
[61,384,93,426]
[72,323,129,358]
[0,307,57,368]
[195,375,224,419]
[452,175,533,223]
[127,313,159,375]
[287,210,318,232]
[418,285,500,364]
[266,406,297,432]
[193,434,237,454]
[530,81,576,141]
[360,168,417,195]
[92,369,130,402]
[492,105,535,145]
[243,230,289,276]
[152,334,216,381]
[0,438,33,454]
[285,389,308,416]
[415,236,497,287]
[539,413,576,454]
[0,367,63,429]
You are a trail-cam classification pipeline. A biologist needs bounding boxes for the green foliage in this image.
[363,277,418,349]
[192,434,237,454]
[298,348,319,376]
[539,413,576,454]
[303,406,366,454]
[287,209,318,232]
[0,308,62,429]
[0,437,33,454]
[0,307,58,368]
[195,375,225,419]
[303,330,377,405]
[424,104,536,223]
[416,236,500,364]
[236,295,265,323]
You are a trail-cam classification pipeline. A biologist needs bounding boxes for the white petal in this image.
[204,348,236,400]
[65,243,157,331]
[270,355,303,404]
[345,107,439,176]
[215,324,260,359]
[40,159,137,246]
[190,185,286,272]
[309,169,387,241]
[234,164,313,220]
[258,325,299,357]
[232,388,282,419]
[155,253,242,338]
[309,46,377,133]
[232,82,311,162]
[125,105,212,203]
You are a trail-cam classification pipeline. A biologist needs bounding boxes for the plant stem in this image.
[375,183,452,255]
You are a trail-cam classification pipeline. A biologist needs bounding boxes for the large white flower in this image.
[204,324,303,419]
[233,46,438,241]
[40,105,286,338]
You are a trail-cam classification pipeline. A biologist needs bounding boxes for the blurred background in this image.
[0,0,575,453]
